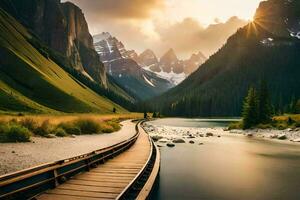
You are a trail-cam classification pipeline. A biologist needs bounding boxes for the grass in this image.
[228,114,300,130]
[0,122,31,142]
[53,127,67,137]
[74,119,101,134]
[0,8,127,114]
[0,113,142,142]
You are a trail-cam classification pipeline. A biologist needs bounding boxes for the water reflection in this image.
[149,118,300,200]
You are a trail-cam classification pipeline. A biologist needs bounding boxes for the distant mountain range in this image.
[93,32,174,100]
[93,32,206,86]
[137,48,206,85]
[150,0,300,117]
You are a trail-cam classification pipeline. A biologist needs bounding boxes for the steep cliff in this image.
[0,0,106,86]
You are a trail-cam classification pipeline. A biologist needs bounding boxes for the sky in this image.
[64,0,264,59]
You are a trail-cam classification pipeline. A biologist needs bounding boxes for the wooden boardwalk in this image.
[36,124,152,200]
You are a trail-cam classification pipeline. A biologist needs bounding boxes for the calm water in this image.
[148,118,300,200]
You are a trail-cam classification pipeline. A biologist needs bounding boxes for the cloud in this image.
[65,0,165,20]
[155,16,248,57]
[64,0,247,59]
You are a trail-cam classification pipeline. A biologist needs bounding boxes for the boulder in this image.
[278,134,287,140]
[166,143,175,147]
[45,134,56,138]
[159,139,168,143]
[293,138,300,142]
[172,138,185,143]
[206,132,214,137]
[151,135,163,142]
[198,142,204,145]
[270,134,278,139]
[189,141,195,144]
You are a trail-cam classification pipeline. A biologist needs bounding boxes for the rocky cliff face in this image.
[254,0,300,38]
[0,0,106,86]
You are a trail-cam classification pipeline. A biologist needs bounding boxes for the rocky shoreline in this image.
[142,122,300,148]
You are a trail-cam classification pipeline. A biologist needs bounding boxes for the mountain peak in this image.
[161,48,178,61]
[93,32,112,43]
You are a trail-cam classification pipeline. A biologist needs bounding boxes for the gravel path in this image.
[0,120,136,176]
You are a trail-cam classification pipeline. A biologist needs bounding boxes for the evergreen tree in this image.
[289,96,296,114]
[258,80,272,123]
[152,112,157,118]
[242,87,259,129]
[113,107,116,113]
[144,112,147,119]
[296,99,300,114]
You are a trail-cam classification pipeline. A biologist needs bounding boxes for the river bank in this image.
[143,121,300,146]
[0,120,136,175]
[144,118,300,200]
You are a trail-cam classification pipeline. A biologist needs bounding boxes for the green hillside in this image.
[0,8,127,114]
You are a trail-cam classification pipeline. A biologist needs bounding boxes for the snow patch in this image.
[143,75,155,87]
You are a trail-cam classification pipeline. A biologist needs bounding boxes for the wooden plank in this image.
[73,177,130,183]
[37,193,112,200]
[46,189,117,198]
[66,179,127,188]
[87,172,136,177]
[58,184,123,193]
[74,174,133,181]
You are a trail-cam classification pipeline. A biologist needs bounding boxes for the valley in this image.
[0,0,299,199]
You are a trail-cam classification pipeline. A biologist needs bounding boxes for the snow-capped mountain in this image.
[93,32,174,100]
[137,49,207,85]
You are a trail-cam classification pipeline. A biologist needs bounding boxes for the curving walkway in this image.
[36,123,151,200]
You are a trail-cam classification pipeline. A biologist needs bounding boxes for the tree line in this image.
[242,81,300,129]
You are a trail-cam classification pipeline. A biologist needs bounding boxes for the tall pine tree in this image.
[242,87,259,129]
[258,80,272,123]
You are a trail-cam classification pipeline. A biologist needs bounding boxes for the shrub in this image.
[34,120,51,137]
[107,120,121,131]
[275,122,288,130]
[74,119,100,134]
[99,123,115,133]
[19,118,38,131]
[228,121,243,130]
[257,123,273,129]
[5,124,31,142]
[0,123,9,142]
[53,128,67,137]
[58,122,81,135]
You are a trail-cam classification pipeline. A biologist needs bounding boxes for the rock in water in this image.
[167,143,175,147]
[206,132,214,137]
[151,135,163,142]
[159,139,168,143]
[293,138,300,142]
[173,138,185,143]
[278,134,287,140]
